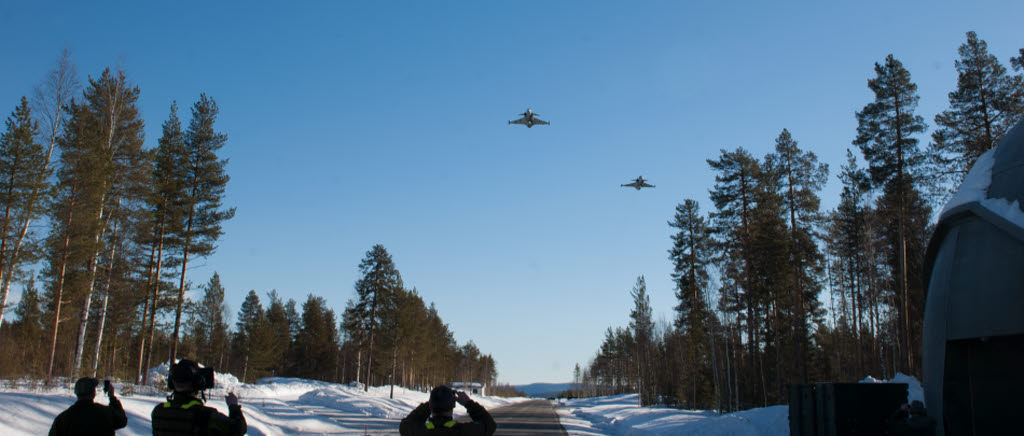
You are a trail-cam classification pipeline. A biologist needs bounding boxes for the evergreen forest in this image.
[568,32,1024,410]
[0,51,502,395]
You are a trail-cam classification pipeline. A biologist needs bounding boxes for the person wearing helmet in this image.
[49,377,128,436]
[399,385,496,436]
[151,359,246,436]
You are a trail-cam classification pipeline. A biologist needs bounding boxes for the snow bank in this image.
[556,394,788,436]
[859,372,925,406]
[0,375,530,436]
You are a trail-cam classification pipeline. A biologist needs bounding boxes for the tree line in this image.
[0,52,502,395]
[568,31,1024,410]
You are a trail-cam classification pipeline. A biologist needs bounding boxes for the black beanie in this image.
[74,377,99,400]
[429,385,456,412]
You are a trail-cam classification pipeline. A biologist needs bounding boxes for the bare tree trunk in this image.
[705,289,721,412]
[356,349,362,386]
[91,291,110,377]
[365,292,378,392]
[772,299,782,402]
[71,198,108,380]
[46,185,78,381]
[134,243,156,384]
[839,257,851,379]
[0,198,16,335]
[390,347,398,399]
[91,203,120,377]
[143,216,167,383]
[829,254,840,380]
[110,332,119,378]
[787,168,807,384]
[169,201,195,364]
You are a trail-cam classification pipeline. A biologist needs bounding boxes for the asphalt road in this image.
[490,399,568,436]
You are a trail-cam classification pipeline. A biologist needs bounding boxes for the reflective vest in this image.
[425,420,457,430]
[152,398,213,436]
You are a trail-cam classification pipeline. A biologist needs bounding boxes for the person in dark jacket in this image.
[151,359,246,436]
[400,385,496,436]
[49,377,128,436]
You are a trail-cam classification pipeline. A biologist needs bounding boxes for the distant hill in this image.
[514,382,572,398]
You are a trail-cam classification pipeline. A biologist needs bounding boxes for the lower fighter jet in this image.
[508,108,549,128]
[621,176,655,190]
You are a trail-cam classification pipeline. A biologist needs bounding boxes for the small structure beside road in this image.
[452,382,486,396]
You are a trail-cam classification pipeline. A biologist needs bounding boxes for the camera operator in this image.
[151,359,247,436]
[49,377,128,436]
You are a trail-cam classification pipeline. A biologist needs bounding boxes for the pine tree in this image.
[629,276,655,406]
[168,94,235,363]
[380,287,428,397]
[293,295,339,381]
[767,129,828,384]
[349,244,403,390]
[853,54,927,375]
[707,147,762,405]
[284,298,300,343]
[667,199,714,408]
[1012,49,1024,72]
[0,97,47,335]
[265,290,292,375]
[188,273,229,368]
[829,151,875,379]
[749,155,790,405]
[38,68,147,380]
[139,103,186,383]
[43,100,95,380]
[931,31,1024,189]
[12,277,45,376]
[232,290,267,382]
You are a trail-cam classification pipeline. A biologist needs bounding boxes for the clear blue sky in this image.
[2,1,1022,385]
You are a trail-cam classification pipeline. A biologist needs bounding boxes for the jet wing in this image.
[532,118,550,125]
[621,182,640,189]
[509,117,529,125]
[642,182,655,188]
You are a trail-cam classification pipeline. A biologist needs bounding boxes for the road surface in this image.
[491,399,568,436]
[299,398,567,435]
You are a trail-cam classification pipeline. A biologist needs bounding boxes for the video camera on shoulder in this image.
[168,359,216,392]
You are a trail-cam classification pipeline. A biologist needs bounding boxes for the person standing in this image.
[400,385,496,436]
[49,377,128,436]
[151,359,246,436]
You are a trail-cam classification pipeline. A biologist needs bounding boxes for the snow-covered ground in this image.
[552,373,923,436]
[0,372,925,435]
[0,376,528,435]
[555,395,787,436]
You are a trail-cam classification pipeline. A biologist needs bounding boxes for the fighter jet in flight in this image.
[508,108,550,128]
[621,176,655,190]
